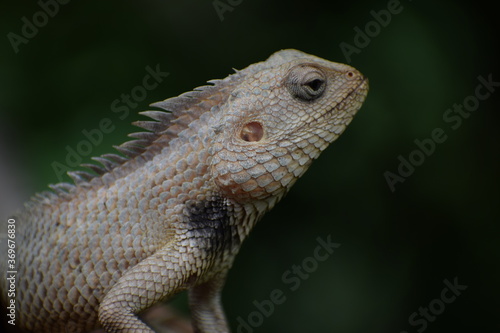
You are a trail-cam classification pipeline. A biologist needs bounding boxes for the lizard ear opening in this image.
[240,122,264,142]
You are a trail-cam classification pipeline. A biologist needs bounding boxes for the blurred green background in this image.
[0,0,498,332]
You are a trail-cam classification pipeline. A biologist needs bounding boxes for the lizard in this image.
[0,49,368,332]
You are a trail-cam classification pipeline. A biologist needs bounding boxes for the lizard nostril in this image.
[240,122,264,142]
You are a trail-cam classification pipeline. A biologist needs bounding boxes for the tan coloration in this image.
[0,49,368,332]
[211,54,367,203]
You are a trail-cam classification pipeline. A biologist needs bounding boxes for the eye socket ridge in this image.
[286,64,327,101]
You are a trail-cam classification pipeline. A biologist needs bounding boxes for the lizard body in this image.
[0,49,368,332]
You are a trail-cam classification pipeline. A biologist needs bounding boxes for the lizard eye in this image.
[240,121,264,142]
[286,64,326,101]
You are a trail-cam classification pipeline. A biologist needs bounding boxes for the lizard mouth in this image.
[317,76,369,123]
[329,77,369,114]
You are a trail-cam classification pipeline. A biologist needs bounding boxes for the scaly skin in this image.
[0,49,368,332]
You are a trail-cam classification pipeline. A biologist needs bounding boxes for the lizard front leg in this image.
[189,272,230,333]
[98,241,206,333]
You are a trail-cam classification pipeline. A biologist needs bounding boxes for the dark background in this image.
[0,0,498,332]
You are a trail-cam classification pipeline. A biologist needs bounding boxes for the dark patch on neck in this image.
[185,196,239,253]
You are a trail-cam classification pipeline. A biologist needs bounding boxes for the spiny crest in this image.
[29,69,248,205]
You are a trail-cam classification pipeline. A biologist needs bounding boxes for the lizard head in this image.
[210,49,369,205]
